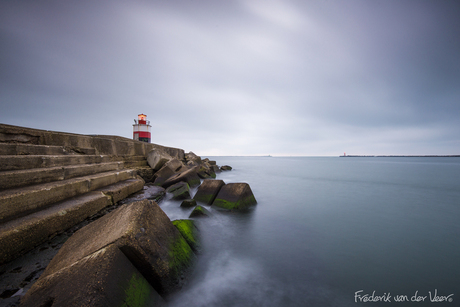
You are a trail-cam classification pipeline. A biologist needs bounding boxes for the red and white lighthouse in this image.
[133,114,151,143]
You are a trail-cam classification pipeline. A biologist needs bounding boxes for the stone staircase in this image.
[0,143,146,265]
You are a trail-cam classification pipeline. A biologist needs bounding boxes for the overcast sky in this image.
[1,0,459,156]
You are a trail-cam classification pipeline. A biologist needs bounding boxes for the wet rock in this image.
[20,244,165,307]
[212,183,257,210]
[172,219,200,252]
[220,165,232,171]
[34,200,195,296]
[119,185,166,204]
[180,199,197,208]
[189,205,211,218]
[193,179,225,205]
[166,182,191,200]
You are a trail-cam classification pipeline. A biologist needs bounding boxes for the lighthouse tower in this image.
[133,114,151,143]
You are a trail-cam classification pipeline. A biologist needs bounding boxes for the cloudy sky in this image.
[1,0,459,156]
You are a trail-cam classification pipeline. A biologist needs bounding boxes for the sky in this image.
[1,0,460,156]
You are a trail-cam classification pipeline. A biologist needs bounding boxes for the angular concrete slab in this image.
[20,244,165,307]
[166,182,191,200]
[212,183,257,210]
[41,199,195,296]
[193,179,225,205]
[189,205,211,218]
[162,167,201,188]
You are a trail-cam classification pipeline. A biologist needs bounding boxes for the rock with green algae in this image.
[189,205,211,218]
[20,243,165,307]
[220,165,232,171]
[166,182,191,200]
[172,219,200,252]
[31,199,196,297]
[162,167,201,188]
[180,199,197,208]
[212,183,257,210]
[196,163,216,179]
[193,179,225,205]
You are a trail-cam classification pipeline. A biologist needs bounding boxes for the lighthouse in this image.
[133,114,151,143]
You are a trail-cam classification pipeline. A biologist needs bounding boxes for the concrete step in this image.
[0,162,124,191]
[0,144,66,155]
[123,160,148,168]
[0,143,97,155]
[0,178,144,265]
[121,155,148,168]
[0,169,136,224]
[0,155,123,171]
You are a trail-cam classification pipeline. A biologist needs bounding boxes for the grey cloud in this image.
[1,0,459,155]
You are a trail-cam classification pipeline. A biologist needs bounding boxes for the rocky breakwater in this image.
[16,149,256,306]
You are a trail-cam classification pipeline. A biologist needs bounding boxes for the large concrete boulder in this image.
[37,199,195,296]
[20,244,165,307]
[172,219,200,252]
[162,167,201,188]
[166,182,191,200]
[152,164,176,186]
[212,183,257,210]
[164,158,183,172]
[147,149,173,171]
[193,179,225,205]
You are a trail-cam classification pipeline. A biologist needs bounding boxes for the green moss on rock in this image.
[168,234,194,278]
[172,219,200,252]
[189,205,211,218]
[122,272,152,307]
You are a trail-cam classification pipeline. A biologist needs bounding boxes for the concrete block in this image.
[0,191,112,265]
[20,244,165,307]
[166,182,191,200]
[212,183,257,210]
[193,179,225,205]
[189,205,211,218]
[152,165,176,187]
[40,199,195,296]
[162,167,201,188]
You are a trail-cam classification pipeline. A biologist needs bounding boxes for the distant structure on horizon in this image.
[133,113,151,143]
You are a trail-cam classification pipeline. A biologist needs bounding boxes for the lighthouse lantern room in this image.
[133,114,151,143]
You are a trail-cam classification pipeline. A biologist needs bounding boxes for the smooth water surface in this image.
[160,157,460,306]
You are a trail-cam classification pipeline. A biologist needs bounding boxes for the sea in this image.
[157,156,460,306]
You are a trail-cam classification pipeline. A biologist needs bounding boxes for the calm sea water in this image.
[159,157,460,306]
